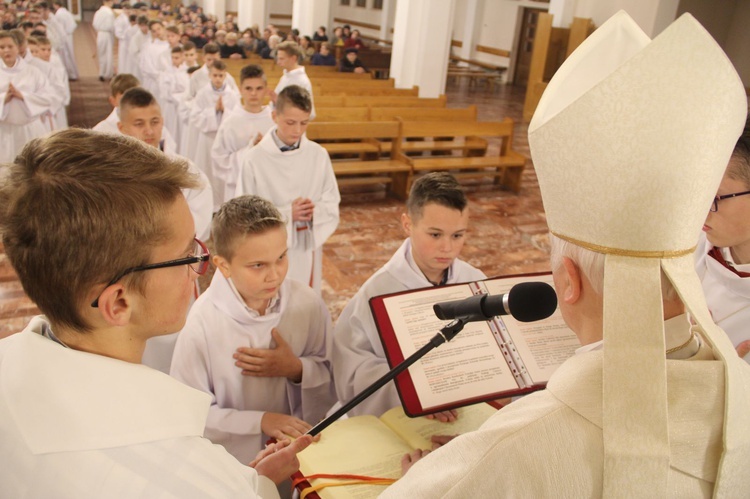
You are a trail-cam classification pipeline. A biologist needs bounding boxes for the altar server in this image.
[171,195,335,467]
[236,85,339,292]
[158,45,189,149]
[113,2,130,74]
[190,59,239,207]
[0,128,310,498]
[124,15,148,80]
[0,30,54,163]
[92,0,115,81]
[696,119,750,362]
[331,173,485,418]
[52,0,79,79]
[138,19,169,97]
[28,35,68,129]
[271,41,314,119]
[383,12,750,497]
[211,64,273,204]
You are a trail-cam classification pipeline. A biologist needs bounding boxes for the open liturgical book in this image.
[295,404,498,499]
[371,272,580,416]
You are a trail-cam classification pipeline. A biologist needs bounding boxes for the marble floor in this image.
[0,29,551,338]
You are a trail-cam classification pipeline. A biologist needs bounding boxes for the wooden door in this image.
[513,7,546,86]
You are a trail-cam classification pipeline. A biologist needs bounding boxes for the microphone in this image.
[433,281,558,323]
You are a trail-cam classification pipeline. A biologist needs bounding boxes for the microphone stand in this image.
[307,318,468,437]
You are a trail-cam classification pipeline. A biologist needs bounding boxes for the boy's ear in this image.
[108,95,117,108]
[93,284,132,327]
[271,109,278,122]
[400,212,412,236]
[213,254,232,278]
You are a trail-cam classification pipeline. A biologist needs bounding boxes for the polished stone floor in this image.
[0,29,550,338]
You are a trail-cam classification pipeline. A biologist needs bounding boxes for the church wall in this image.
[329,0,390,40]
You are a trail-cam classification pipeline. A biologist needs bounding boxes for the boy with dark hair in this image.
[331,172,486,418]
[171,194,335,471]
[212,64,274,204]
[236,85,339,293]
[340,47,367,74]
[272,40,314,119]
[190,59,240,209]
[0,128,310,497]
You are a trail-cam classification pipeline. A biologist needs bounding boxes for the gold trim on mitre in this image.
[551,232,695,258]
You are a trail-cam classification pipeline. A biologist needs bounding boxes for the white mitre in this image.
[529,11,749,497]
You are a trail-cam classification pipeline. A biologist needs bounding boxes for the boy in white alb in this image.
[92,0,115,81]
[190,59,240,209]
[212,64,274,205]
[158,45,189,149]
[138,20,169,98]
[171,195,335,468]
[113,3,130,74]
[236,85,339,293]
[271,41,314,119]
[117,87,213,372]
[29,36,68,130]
[696,117,750,362]
[124,15,148,80]
[331,173,486,418]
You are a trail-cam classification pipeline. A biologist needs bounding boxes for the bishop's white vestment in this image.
[331,238,486,417]
[0,317,280,499]
[236,130,340,293]
[380,323,739,498]
[170,273,336,464]
[211,105,274,204]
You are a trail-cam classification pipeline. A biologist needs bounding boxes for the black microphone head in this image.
[508,282,558,322]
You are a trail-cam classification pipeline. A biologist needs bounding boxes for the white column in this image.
[237,0,268,31]
[378,0,395,43]
[292,0,331,38]
[204,0,226,26]
[390,0,455,98]
[458,0,481,64]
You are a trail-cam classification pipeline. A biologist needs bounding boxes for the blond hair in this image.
[212,195,285,260]
[0,129,199,332]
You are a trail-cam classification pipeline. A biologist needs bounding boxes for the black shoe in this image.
[99,76,105,82]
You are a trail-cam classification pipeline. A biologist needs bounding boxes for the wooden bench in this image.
[314,95,447,108]
[314,107,370,122]
[395,118,526,193]
[305,121,410,199]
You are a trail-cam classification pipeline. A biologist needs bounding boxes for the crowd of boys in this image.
[2,6,750,499]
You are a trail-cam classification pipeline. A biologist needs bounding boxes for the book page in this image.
[379,404,498,451]
[382,285,519,410]
[482,276,580,384]
[297,416,410,499]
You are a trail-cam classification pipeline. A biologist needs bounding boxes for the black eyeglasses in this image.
[91,237,210,308]
[710,190,750,213]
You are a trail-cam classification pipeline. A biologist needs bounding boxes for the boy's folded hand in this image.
[234,328,303,382]
[260,412,313,441]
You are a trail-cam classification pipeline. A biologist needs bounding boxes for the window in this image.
[341,0,350,5]
[356,0,367,7]
[373,0,383,8]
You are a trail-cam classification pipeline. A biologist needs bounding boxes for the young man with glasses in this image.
[0,129,310,497]
[696,116,750,362]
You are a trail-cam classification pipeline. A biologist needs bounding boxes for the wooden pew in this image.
[305,121,410,199]
[346,95,447,107]
[314,107,371,122]
[315,86,419,97]
[395,118,526,193]
[370,105,478,121]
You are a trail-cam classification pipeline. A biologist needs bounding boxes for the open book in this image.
[371,272,579,416]
[295,404,498,499]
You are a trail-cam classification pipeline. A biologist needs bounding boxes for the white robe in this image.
[182,65,240,159]
[0,317,280,499]
[139,38,170,99]
[54,6,79,79]
[92,5,115,79]
[236,130,340,292]
[125,27,148,80]
[0,57,54,163]
[158,63,190,150]
[211,105,274,204]
[114,12,130,74]
[25,57,65,131]
[695,233,750,361]
[331,238,487,417]
[273,66,315,120]
[170,273,336,464]
[190,82,240,209]
[380,328,745,498]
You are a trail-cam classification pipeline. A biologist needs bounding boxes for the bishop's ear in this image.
[560,257,583,305]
